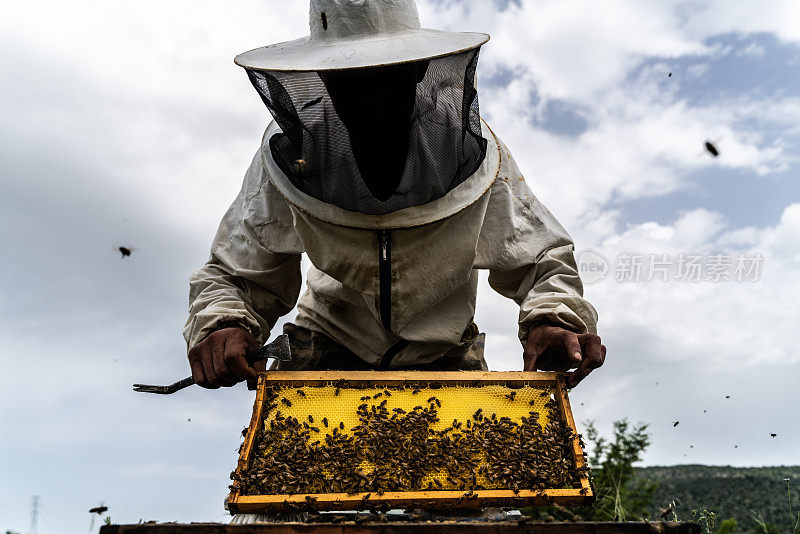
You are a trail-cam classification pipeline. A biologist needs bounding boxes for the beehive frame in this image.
[227,371,592,513]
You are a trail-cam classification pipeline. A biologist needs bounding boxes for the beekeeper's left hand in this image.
[523,324,606,388]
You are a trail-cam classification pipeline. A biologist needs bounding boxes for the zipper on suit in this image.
[378,229,392,330]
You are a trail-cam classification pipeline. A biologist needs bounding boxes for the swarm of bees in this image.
[231,384,588,498]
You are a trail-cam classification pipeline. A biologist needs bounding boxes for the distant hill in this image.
[634,465,800,532]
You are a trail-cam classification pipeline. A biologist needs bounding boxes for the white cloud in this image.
[588,202,800,366]
[738,41,767,58]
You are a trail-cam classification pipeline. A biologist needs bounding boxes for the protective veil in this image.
[245,49,487,214]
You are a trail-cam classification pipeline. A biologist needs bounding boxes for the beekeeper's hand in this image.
[523,324,606,388]
[188,327,262,388]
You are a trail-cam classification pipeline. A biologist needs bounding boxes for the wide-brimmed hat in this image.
[235,0,489,72]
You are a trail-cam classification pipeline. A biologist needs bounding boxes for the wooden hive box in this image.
[227,371,592,513]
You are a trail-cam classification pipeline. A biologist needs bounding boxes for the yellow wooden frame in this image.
[226,371,593,513]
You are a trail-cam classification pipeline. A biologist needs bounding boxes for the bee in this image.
[300,96,323,111]
[505,391,516,401]
[427,396,437,403]
[412,388,421,395]
[297,389,306,397]
[322,418,328,428]
[373,392,383,399]
[293,159,308,172]
[335,387,341,396]
[308,415,314,423]
[360,396,371,401]
[281,398,292,407]
[384,390,392,397]
[339,422,345,430]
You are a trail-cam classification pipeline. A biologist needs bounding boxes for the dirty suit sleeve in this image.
[183,149,304,350]
[476,140,598,346]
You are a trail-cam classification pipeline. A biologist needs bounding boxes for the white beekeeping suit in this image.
[184,0,598,372]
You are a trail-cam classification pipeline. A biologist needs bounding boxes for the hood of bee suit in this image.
[236,0,490,215]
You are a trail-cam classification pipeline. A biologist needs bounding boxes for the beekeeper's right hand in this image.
[187,327,261,388]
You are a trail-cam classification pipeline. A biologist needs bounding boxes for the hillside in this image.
[634,465,800,531]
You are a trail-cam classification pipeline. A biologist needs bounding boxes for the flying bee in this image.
[705,141,719,157]
[673,421,679,427]
[116,246,135,258]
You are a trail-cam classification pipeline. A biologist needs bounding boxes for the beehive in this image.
[227,371,592,513]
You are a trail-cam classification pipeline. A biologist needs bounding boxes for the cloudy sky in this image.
[2,0,799,531]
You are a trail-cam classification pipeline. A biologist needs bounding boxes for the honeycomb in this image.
[234,379,584,497]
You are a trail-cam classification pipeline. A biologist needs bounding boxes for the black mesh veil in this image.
[246,48,487,215]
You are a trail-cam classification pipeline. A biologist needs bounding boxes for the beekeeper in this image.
[183,0,605,389]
